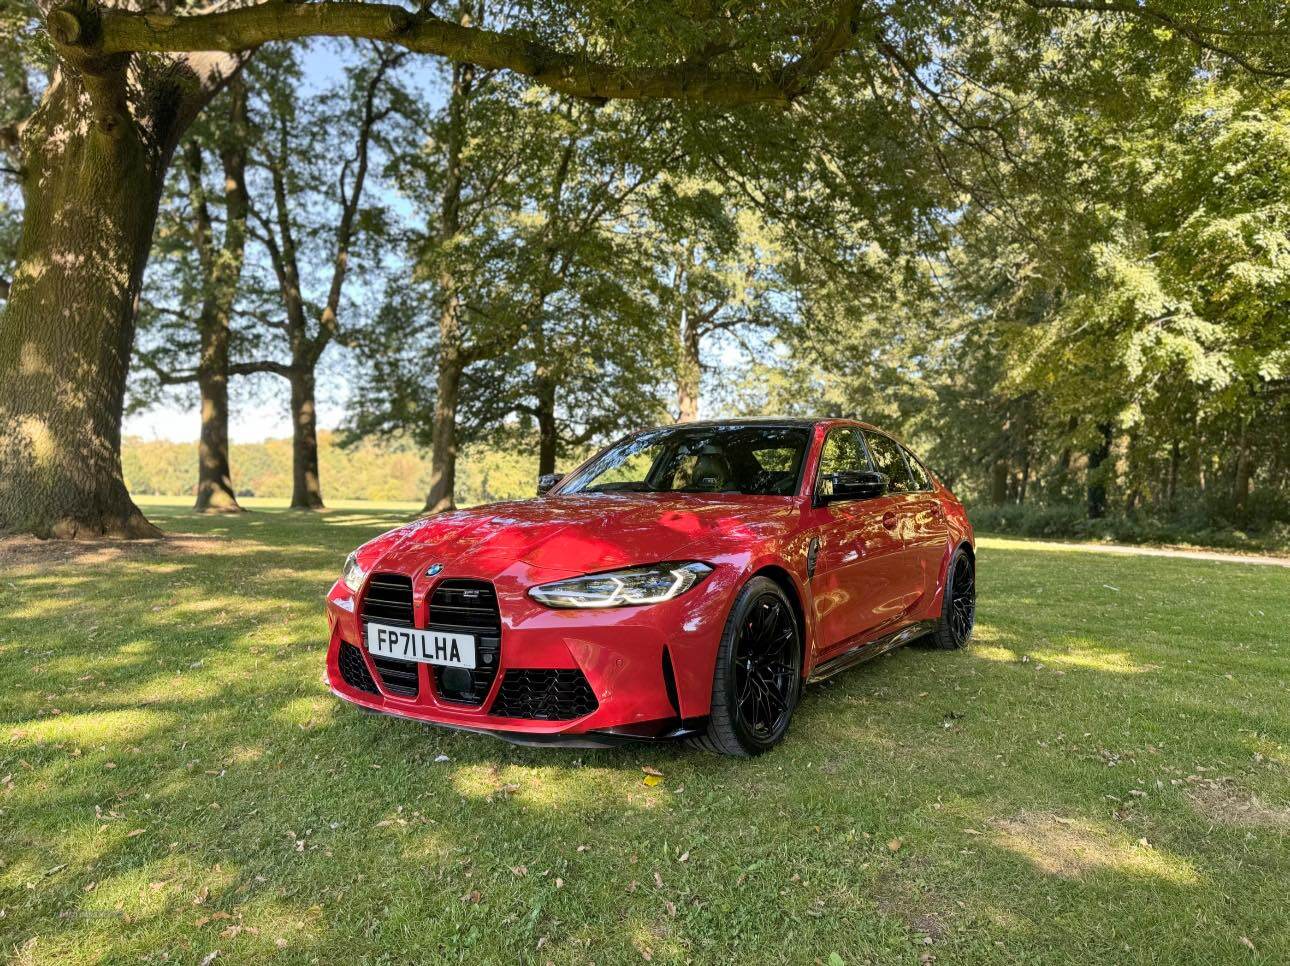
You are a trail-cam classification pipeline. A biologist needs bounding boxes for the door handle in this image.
[882,511,898,530]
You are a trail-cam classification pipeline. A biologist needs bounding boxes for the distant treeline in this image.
[123,433,538,507]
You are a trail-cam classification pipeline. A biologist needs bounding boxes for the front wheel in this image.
[690,576,803,757]
[930,547,976,650]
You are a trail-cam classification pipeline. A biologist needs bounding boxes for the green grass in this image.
[2,498,1287,965]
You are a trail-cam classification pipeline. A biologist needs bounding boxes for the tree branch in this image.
[228,359,295,377]
[51,1,864,106]
[1022,0,1290,78]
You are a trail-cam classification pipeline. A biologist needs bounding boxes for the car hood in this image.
[367,492,799,580]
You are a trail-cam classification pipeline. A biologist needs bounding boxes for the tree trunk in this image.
[677,304,701,423]
[536,377,558,477]
[1233,423,1253,518]
[290,369,324,509]
[989,459,1008,505]
[195,363,240,512]
[0,77,162,538]
[1086,422,1113,519]
[193,79,249,513]
[425,333,462,514]
[1166,438,1180,511]
[422,59,472,515]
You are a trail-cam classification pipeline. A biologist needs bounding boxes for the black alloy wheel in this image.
[691,576,803,756]
[733,594,798,739]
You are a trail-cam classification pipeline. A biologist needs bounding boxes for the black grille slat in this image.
[338,642,379,694]
[359,573,418,697]
[371,655,419,696]
[490,669,598,720]
[428,579,501,705]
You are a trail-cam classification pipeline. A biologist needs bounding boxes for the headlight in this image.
[529,562,713,609]
[341,551,367,593]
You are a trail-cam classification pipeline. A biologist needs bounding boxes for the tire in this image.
[689,576,803,757]
[931,546,976,650]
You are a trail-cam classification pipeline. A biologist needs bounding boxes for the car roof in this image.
[638,416,881,433]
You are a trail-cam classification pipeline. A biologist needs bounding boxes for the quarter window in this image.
[901,445,933,491]
[863,432,916,493]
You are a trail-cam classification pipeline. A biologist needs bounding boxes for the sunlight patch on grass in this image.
[1031,646,1159,674]
[988,811,1200,883]
[7,708,175,746]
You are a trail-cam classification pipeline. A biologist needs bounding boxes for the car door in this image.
[895,442,951,602]
[859,431,931,618]
[807,427,915,654]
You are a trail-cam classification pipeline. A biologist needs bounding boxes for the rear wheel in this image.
[690,577,802,757]
[931,548,975,650]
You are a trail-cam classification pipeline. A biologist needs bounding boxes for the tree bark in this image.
[536,376,558,477]
[289,369,324,509]
[0,73,163,538]
[425,333,462,514]
[675,256,706,423]
[423,58,472,515]
[193,79,250,513]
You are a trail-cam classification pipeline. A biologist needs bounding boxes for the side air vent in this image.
[338,642,378,694]
[490,669,598,720]
[359,573,418,697]
[427,579,502,705]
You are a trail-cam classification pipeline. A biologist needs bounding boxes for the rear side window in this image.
[863,432,916,493]
[901,445,933,491]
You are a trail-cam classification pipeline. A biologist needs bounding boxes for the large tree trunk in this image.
[0,76,162,538]
[289,369,324,509]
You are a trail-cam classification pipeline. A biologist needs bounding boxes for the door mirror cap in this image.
[536,473,564,496]
[817,470,887,503]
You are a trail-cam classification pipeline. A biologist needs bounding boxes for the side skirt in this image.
[807,620,937,683]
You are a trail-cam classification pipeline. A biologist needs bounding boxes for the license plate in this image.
[365,623,476,669]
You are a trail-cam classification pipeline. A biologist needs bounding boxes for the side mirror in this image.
[817,469,887,504]
[536,472,564,496]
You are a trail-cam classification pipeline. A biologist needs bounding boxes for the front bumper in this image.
[323,564,736,739]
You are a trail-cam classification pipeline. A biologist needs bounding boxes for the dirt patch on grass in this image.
[1187,778,1290,830]
[0,533,265,569]
[874,861,952,942]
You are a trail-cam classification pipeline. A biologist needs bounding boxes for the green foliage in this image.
[121,432,545,506]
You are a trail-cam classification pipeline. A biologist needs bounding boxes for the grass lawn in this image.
[2,498,1286,964]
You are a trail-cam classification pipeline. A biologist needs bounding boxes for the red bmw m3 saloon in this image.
[325,418,975,756]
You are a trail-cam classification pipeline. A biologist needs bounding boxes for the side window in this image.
[863,432,916,493]
[901,445,933,491]
[816,428,870,496]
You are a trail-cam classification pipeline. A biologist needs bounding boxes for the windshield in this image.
[561,425,811,497]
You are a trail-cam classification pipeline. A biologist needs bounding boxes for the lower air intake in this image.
[338,643,378,694]
[490,669,598,720]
